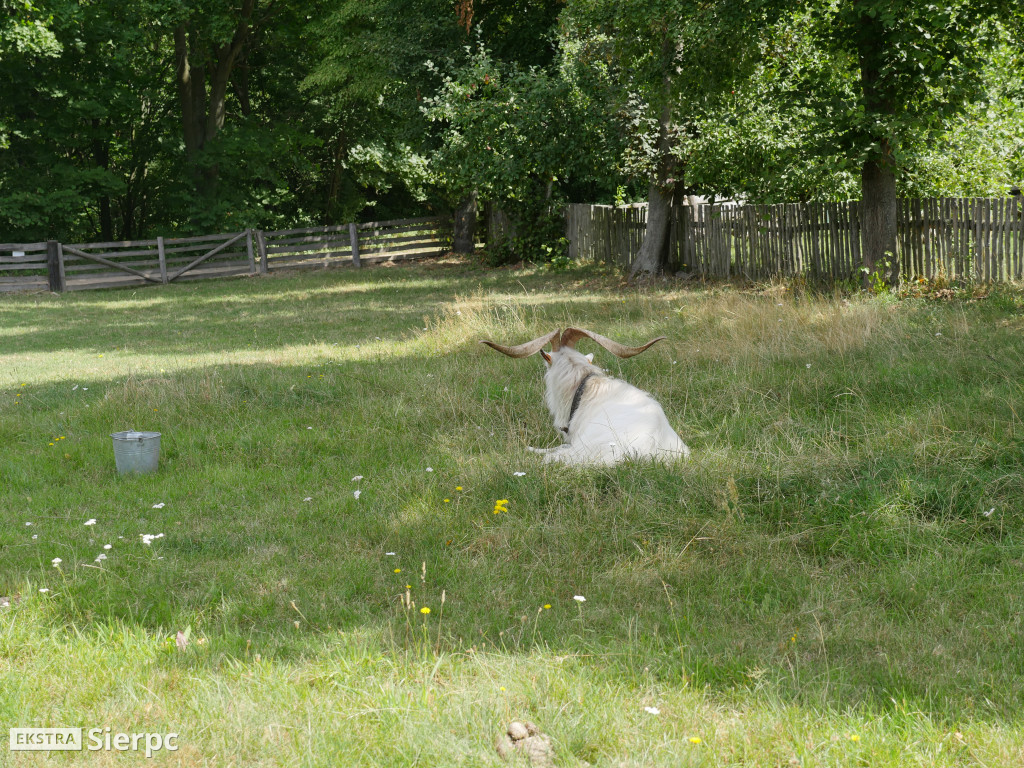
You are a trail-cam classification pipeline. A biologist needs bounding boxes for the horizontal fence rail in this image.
[0,216,452,294]
[567,197,1024,282]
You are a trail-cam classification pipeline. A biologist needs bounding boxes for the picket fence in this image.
[566,197,1024,282]
[0,216,450,293]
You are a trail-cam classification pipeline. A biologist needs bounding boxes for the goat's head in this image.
[482,328,668,432]
[480,327,666,366]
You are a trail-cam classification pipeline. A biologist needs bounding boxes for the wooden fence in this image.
[566,197,1024,282]
[0,215,450,293]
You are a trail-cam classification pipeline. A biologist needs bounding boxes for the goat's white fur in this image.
[530,346,690,466]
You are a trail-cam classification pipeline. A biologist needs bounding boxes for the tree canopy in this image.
[1,0,1021,266]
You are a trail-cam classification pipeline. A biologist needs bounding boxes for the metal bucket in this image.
[111,431,161,475]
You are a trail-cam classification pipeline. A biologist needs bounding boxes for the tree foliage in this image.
[0,0,1020,259]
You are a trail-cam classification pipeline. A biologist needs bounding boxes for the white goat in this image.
[481,328,690,466]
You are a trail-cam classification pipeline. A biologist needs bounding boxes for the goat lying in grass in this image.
[481,327,690,466]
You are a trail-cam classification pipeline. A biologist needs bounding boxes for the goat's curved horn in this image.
[480,329,561,358]
[560,327,666,358]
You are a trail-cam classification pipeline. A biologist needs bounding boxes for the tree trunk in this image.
[630,182,672,278]
[630,35,676,280]
[173,2,255,204]
[857,11,899,288]
[860,140,898,288]
[453,192,478,253]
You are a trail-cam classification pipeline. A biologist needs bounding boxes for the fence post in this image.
[157,236,168,284]
[46,240,65,292]
[349,222,361,268]
[245,229,257,275]
[256,230,268,275]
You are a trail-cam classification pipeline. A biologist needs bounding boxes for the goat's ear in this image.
[585,353,594,363]
[540,350,552,366]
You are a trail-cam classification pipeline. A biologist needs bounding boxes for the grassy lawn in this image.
[2,259,1023,766]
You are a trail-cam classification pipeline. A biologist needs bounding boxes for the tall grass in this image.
[1,261,1023,765]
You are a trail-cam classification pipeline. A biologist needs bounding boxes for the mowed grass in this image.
[2,259,1023,766]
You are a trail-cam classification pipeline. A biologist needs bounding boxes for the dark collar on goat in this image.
[561,373,595,434]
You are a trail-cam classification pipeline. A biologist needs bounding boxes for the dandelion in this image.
[689,737,702,745]
[394,568,401,574]
[444,498,450,503]
[420,607,430,614]
[644,707,660,715]
[849,734,860,742]
[455,486,463,491]
[573,595,586,603]
[499,686,506,692]
[543,604,551,610]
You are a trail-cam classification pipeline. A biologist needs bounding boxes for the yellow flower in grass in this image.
[394,568,401,573]
[689,737,702,745]
[420,607,430,614]
[543,604,551,610]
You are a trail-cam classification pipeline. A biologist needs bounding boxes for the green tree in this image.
[814,0,1017,286]
[562,0,783,278]
[422,41,619,263]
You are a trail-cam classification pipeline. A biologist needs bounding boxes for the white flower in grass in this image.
[573,595,586,603]
[52,558,62,567]
[354,490,361,500]
[385,552,396,556]
[513,472,526,477]
[84,518,97,526]
[32,535,38,540]
[303,497,312,502]
[103,544,112,550]
[95,554,107,563]
[352,475,364,482]
[426,467,434,472]
[806,364,812,369]
[39,588,50,594]
[25,522,32,526]
[983,507,995,517]
[152,502,165,509]
[644,707,660,715]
